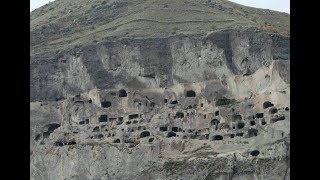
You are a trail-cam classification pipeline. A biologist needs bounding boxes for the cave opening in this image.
[67,141,76,145]
[211,119,220,126]
[186,90,196,97]
[99,115,108,122]
[140,131,151,138]
[269,108,278,114]
[250,150,260,156]
[237,122,245,129]
[93,126,100,132]
[171,100,178,104]
[176,112,184,118]
[215,111,219,116]
[172,127,179,132]
[236,132,244,137]
[47,123,61,133]
[167,132,176,138]
[263,101,274,109]
[54,141,64,147]
[119,89,127,97]
[113,139,120,143]
[250,120,256,126]
[159,126,168,131]
[212,135,223,141]
[129,114,139,119]
[248,128,258,138]
[256,113,264,118]
[101,101,112,108]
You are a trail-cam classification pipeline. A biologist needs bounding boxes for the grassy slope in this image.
[30,0,289,56]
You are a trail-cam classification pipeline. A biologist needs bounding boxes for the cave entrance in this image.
[186,90,196,97]
[129,114,139,119]
[140,131,151,138]
[248,128,258,138]
[46,123,61,133]
[176,112,184,118]
[167,132,176,138]
[101,101,112,108]
[237,122,245,129]
[263,101,274,109]
[211,119,220,126]
[160,126,168,131]
[212,135,223,141]
[99,115,108,122]
[256,113,264,118]
[119,89,127,97]
[172,127,179,132]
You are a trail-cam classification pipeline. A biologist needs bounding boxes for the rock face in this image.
[30,0,290,180]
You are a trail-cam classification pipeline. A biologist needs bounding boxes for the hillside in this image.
[30,0,289,57]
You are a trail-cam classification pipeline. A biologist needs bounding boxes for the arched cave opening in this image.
[167,132,176,138]
[140,131,150,138]
[119,89,127,97]
[93,126,100,132]
[237,122,245,129]
[211,119,220,126]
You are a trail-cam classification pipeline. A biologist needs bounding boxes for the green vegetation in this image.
[163,160,187,175]
[172,27,179,34]
[215,97,236,106]
[30,0,289,57]
[210,24,216,30]
[183,145,211,154]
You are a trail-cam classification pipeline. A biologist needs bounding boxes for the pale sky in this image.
[30,0,290,14]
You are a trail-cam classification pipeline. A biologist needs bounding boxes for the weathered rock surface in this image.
[30,0,290,179]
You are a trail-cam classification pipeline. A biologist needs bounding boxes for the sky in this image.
[30,0,290,14]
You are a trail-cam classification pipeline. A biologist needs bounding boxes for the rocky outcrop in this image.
[30,0,290,179]
[30,27,290,180]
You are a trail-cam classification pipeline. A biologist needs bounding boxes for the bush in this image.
[215,97,236,106]
[172,27,179,34]
[210,24,216,30]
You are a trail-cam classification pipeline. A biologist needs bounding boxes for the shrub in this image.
[215,97,236,106]
[172,27,179,34]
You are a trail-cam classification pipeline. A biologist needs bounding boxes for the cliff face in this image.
[30,0,290,179]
